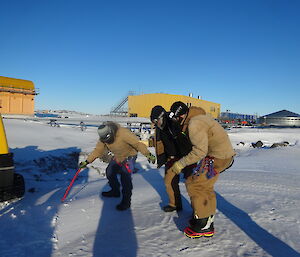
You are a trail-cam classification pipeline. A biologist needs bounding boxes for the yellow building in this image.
[0,76,38,115]
[128,93,220,119]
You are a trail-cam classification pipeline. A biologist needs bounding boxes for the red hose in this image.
[61,168,82,202]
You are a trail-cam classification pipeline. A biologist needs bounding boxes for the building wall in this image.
[128,93,220,118]
[257,116,300,127]
[0,76,36,115]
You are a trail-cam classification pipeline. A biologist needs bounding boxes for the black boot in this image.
[101,190,120,198]
[162,205,182,212]
[116,199,131,211]
[185,215,215,238]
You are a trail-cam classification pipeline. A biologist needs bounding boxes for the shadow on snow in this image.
[0,146,81,257]
[138,163,193,232]
[216,192,299,257]
[93,177,137,257]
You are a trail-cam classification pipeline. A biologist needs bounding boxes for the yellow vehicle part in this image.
[0,114,9,154]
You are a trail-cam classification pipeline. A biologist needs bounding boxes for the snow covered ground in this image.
[1,118,300,257]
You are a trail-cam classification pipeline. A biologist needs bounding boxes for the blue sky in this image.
[0,0,299,116]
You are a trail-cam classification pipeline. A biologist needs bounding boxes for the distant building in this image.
[0,76,39,115]
[111,92,221,119]
[257,110,300,127]
[219,112,257,124]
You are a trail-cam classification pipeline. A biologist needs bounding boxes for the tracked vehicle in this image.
[0,114,25,202]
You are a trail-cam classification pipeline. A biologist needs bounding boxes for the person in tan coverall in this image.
[168,101,235,238]
[79,121,156,211]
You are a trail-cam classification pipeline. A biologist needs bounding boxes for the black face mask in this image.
[100,132,115,144]
[152,112,167,130]
[177,116,185,125]
[158,115,167,130]
[99,122,118,144]
[169,115,184,126]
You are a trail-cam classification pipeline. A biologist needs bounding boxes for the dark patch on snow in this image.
[12,146,81,180]
[33,151,79,174]
[28,187,36,193]
[251,140,264,148]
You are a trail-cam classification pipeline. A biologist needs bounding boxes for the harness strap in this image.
[192,156,217,179]
[115,157,134,173]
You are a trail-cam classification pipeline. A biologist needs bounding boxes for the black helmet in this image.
[98,122,118,144]
[150,105,167,129]
[169,101,189,119]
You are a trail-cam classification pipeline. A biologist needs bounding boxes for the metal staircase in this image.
[110,91,135,116]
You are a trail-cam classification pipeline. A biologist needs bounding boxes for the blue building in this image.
[220,112,257,123]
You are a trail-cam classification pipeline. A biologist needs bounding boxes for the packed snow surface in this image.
[1,118,300,257]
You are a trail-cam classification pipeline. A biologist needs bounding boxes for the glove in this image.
[170,161,184,175]
[79,160,89,169]
[146,153,156,164]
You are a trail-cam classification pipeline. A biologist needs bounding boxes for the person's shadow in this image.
[137,163,192,231]
[216,192,300,257]
[0,145,82,257]
[134,163,300,256]
[93,179,137,257]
